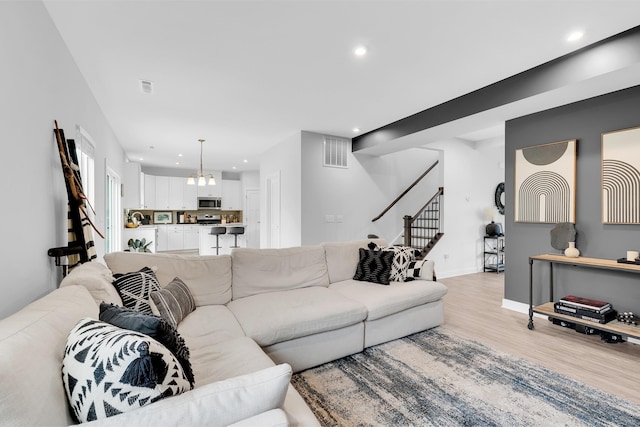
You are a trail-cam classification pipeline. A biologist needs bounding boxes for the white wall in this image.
[259,132,302,248]
[300,131,441,245]
[0,1,125,318]
[424,136,505,278]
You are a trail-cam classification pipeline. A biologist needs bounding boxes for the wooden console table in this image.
[527,254,640,339]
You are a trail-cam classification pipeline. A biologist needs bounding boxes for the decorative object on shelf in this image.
[564,241,580,258]
[126,210,143,228]
[484,206,503,237]
[627,250,639,261]
[602,125,640,224]
[153,211,172,224]
[616,257,640,265]
[515,139,576,223]
[485,221,503,237]
[127,238,153,252]
[494,182,505,215]
[550,222,576,251]
[187,139,216,186]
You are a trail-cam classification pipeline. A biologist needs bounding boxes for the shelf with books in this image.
[527,254,640,341]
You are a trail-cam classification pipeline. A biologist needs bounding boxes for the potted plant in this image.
[127,238,153,252]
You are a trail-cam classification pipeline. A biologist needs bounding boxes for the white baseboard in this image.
[501,298,546,318]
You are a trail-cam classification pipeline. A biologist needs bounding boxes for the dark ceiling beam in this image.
[352,25,640,152]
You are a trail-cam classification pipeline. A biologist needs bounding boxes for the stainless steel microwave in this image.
[198,197,221,210]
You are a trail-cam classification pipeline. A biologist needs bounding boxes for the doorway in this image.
[265,171,281,248]
[105,166,121,253]
[245,188,260,248]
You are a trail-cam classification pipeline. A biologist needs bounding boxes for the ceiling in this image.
[43,0,640,173]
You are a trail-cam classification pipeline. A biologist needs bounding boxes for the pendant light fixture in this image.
[187,139,216,186]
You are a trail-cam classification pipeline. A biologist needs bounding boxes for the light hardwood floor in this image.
[440,272,640,405]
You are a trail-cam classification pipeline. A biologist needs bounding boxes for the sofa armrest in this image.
[228,409,289,427]
[83,363,292,427]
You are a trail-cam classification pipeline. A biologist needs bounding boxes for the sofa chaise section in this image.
[322,240,448,347]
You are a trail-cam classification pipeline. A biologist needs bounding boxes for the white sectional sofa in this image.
[0,239,447,426]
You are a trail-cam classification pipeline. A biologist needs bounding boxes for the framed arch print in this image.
[514,140,576,223]
[602,126,640,224]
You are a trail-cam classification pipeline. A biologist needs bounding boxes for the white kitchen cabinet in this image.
[167,225,184,251]
[123,162,142,209]
[143,174,156,209]
[156,225,169,252]
[169,177,185,210]
[183,181,198,210]
[155,176,170,210]
[197,171,223,198]
[221,179,242,210]
[183,225,199,250]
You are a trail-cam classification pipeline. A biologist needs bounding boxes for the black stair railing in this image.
[371,161,439,222]
[403,187,444,257]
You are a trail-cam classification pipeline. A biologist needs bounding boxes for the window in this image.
[75,126,96,208]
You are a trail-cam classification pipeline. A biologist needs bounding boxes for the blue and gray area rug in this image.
[291,328,640,426]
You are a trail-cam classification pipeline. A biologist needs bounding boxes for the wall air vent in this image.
[139,79,154,95]
[323,136,350,168]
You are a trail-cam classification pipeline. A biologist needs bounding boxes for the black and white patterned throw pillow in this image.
[150,277,196,327]
[405,259,436,282]
[112,266,160,314]
[353,248,394,285]
[61,318,192,423]
[368,243,417,282]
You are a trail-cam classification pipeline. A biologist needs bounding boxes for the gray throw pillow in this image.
[150,277,196,327]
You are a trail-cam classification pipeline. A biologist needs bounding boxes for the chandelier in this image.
[187,139,216,186]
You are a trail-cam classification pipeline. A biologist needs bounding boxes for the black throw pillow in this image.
[353,248,394,285]
[99,302,194,388]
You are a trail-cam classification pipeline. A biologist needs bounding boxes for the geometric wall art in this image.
[514,139,576,223]
[602,126,640,224]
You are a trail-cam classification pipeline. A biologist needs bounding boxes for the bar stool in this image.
[209,226,226,255]
[227,226,245,249]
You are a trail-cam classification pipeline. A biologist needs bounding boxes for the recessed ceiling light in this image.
[175,162,180,165]
[243,159,248,163]
[354,45,367,57]
[353,127,360,133]
[232,166,237,170]
[139,157,144,161]
[178,153,183,157]
[567,31,584,42]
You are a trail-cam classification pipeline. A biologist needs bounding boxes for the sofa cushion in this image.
[353,248,394,285]
[59,261,122,305]
[177,305,246,338]
[321,239,388,283]
[231,246,330,300]
[329,278,448,321]
[228,287,367,346]
[0,286,97,426]
[150,277,196,327]
[99,302,194,388]
[112,266,161,314]
[105,252,233,306]
[62,318,193,423]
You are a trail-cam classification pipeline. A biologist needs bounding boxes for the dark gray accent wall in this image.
[505,85,640,312]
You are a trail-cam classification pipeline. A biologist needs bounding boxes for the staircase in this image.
[371,160,444,257]
[403,187,444,258]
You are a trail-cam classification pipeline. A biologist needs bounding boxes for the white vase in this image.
[564,241,580,258]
